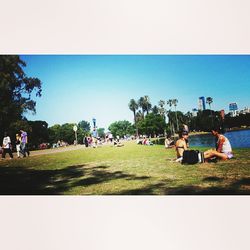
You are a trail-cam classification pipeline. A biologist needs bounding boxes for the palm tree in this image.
[152,105,159,114]
[138,97,146,118]
[158,100,165,117]
[167,99,173,135]
[128,99,139,124]
[138,96,152,118]
[144,95,152,115]
[206,97,213,109]
[129,99,139,136]
[172,99,179,131]
[135,110,144,123]
[206,97,214,126]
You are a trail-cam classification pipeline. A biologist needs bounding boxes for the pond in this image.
[189,129,250,148]
[154,129,250,148]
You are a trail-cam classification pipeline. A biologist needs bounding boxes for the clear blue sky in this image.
[21,55,250,130]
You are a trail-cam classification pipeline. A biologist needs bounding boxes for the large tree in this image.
[108,120,135,137]
[0,55,42,137]
[137,113,166,137]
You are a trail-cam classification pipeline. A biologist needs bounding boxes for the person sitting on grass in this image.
[165,134,175,149]
[204,127,233,161]
[174,131,189,162]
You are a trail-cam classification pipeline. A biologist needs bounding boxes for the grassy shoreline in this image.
[0,141,249,195]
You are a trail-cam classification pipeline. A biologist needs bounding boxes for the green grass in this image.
[0,141,250,195]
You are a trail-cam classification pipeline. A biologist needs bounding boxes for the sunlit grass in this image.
[0,141,249,195]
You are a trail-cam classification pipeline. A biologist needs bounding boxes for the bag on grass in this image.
[182,150,203,164]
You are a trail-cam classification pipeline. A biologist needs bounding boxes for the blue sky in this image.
[21,55,250,129]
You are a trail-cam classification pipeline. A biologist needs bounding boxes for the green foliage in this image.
[78,120,90,134]
[224,113,250,128]
[97,128,105,138]
[137,113,166,136]
[48,123,76,144]
[108,120,135,137]
[0,55,42,138]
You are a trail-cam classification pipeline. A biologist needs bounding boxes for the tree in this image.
[128,99,139,136]
[0,55,42,137]
[138,96,152,118]
[152,105,159,115]
[137,113,166,137]
[167,100,174,135]
[135,110,144,123]
[128,99,139,124]
[138,97,147,118]
[78,120,91,135]
[206,97,214,126]
[172,99,179,131]
[108,120,135,137]
[144,95,152,114]
[158,100,166,117]
[97,128,105,138]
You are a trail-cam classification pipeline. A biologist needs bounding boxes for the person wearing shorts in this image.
[204,127,233,161]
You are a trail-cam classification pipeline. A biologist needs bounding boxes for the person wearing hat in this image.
[175,131,189,162]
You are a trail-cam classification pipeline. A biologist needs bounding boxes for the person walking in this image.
[15,133,22,158]
[20,129,30,157]
[2,132,13,159]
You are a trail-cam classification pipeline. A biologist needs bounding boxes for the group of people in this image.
[1,130,29,159]
[172,126,233,163]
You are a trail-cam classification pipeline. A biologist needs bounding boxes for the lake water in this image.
[155,129,250,148]
[189,129,250,148]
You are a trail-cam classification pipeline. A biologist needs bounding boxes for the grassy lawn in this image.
[0,141,250,195]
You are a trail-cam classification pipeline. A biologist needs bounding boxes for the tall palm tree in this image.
[129,99,139,136]
[158,100,165,117]
[206,97,214,126]
[128,99,138,124]
[167,99,173,135]
[158,100,166,135]
[152,105,159,114]
[138,97,146,118]
[172,99,179,131]
[144,95,152,115]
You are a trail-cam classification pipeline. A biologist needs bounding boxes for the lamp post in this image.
[92,118,96,129]
[73,124,78,145]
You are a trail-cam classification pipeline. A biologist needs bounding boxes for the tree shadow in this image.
[104,177,250,195]
[0,164,86,195]
[0,164,150,195]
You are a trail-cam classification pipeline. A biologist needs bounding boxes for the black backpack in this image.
[182,150,201,164]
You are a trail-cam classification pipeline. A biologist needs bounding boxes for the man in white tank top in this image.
[204,127,233,161]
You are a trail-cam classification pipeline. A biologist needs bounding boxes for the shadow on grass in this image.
[1,162,250,195]
[105,177,250,195]
[0,164,150,195]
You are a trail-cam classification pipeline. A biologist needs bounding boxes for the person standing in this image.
[2,132,13,159]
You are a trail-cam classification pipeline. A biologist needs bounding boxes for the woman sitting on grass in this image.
[204,127,233,161]
[174,131,189,162]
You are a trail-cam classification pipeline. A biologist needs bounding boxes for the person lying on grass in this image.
[204,127,233,161]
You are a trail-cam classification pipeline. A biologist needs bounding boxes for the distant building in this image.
[229,102,238,117]
[192,108,198,117]
[239,107,250,115]
[198,97,206,111]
